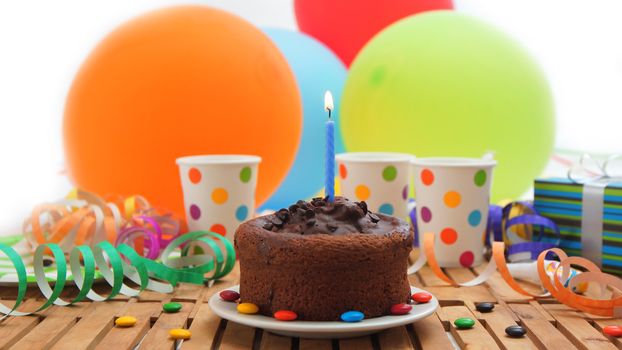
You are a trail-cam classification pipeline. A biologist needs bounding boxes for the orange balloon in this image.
[64,6,302,217]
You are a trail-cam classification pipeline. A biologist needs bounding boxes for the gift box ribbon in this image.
[568,154,622,267]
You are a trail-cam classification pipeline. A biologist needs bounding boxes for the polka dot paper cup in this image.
[411,157,496,268]
[336,152,414,220]
[176,155,261,239]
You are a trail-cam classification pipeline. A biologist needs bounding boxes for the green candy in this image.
[454,317,475,329]
[163,302,182,313]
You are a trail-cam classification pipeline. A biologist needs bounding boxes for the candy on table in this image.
[220,290,240,302]
[115,316,137,327]
[505,325,527,337]
[454,317,475,329]
[604,325,622,337]
[340,311,365,322]
[274,310,298,321]
[412,292,432,303]
[169,328,191,340]
[475,302,495,313]
[237,303,259,314]
[163,302,182,313]
[390,303,412,315]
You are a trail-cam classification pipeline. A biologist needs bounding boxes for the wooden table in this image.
[0,251,619,350]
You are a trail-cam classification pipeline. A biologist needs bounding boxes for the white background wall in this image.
[1,0,621,235]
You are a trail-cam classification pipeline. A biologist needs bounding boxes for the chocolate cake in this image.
[234,196,413,321]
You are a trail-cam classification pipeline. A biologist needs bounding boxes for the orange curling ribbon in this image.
[413,233,622,316]
[24,189,179,254]
[537,249,622,317]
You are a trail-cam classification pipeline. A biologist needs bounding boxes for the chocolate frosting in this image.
[256,196,406,236]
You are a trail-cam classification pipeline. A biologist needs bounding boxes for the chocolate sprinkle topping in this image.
[368,213,380,223]
[259,196,402,236]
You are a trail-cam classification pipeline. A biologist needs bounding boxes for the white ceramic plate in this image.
[209,285,438,339]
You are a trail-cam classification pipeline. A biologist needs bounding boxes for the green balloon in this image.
[341,11,554,201]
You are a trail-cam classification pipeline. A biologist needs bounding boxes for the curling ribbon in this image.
[409,223,622,316]
[24,189,181,255]
[0,230,235,318]
[409,200,560,258]
[487,201,560,261]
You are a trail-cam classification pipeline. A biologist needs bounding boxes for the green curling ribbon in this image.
[0,231,235,318]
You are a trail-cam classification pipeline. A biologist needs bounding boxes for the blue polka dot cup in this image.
[411,157,496,268]
[176,155,261,239]
[336,152,414,220]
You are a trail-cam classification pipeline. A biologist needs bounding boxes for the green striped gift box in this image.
[535,178,622,275]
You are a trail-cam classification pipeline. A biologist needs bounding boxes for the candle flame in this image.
[324,91,334,112]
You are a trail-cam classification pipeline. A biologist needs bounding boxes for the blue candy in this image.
[340,311,364,323]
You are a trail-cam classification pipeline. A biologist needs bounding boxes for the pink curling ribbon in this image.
[115,213,181,259]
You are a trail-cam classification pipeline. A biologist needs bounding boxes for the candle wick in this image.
[327,108,332,120]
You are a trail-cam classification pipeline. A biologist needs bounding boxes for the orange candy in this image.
[274,310,298,321]
[604,325,622,337]
[412,292,432,303]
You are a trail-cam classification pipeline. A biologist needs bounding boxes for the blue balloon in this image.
[262,28,347,210]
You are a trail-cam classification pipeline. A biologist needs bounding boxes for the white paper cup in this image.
[176,155,261,239]
[411,157,496,267]
[336,152,414,220]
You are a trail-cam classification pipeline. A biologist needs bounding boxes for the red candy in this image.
[604,325,622,337]
[390,303,412,315]
[219,290,240,302]
[274,310,298,321]
[412,292,432,303]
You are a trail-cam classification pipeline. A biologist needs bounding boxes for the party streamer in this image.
[408,199,622,316]
[0,230,235,318]
[24,189,180,254]
[410,232,622,317]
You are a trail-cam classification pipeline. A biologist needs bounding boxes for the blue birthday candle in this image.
[324,91,335,202]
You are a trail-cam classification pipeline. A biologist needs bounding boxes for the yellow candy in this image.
[169,328,191,340]
[237,302,259,314]
[115,316,137,327]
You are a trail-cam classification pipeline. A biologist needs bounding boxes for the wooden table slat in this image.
[50,300,127,350]
[509,303,579,350]
[417,266,450,287]
[299,338,333,350]
[95,301,160,350]
[172,283,204,302]
[339,335,374,350]
[443,305,500,350]
[138,301,193,350]
[259,332,292,350]
[477,302,539,350]
[218,320,257,350]
[472,266,532,303]
[542,304,618,350]
[0,262,618,349]
[377,325,414,349]
[182,303,222,349]
[9,303,86,350]
[410,313,455,350]
[0,300,41,349]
